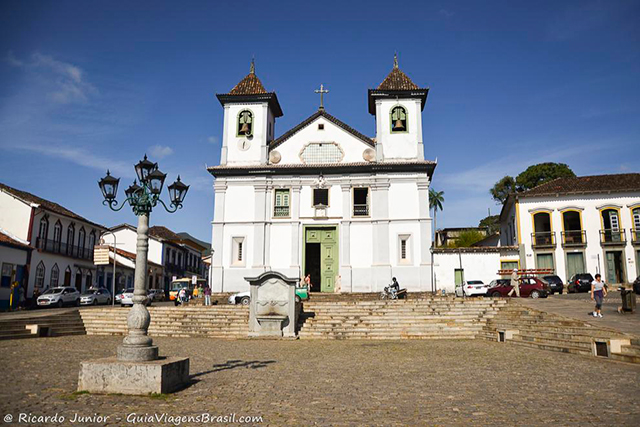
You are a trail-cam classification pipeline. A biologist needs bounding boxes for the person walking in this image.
[204,285,212,306]
[507,269,520,298]
[591,273,607,318]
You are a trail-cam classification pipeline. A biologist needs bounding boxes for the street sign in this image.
[192,275,197,285]
[94,245,110,265]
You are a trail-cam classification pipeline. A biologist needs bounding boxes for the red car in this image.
[486,277,550,299]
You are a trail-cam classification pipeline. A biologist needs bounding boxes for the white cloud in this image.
[148,145,174,159]
[5,52,97,104]
[207,136,219,145]
[13,144,134,178]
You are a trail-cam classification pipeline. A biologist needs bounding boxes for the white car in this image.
[455,280,489,297]
[37,287,80,308]
[228,291,251,305]
[80,288,112,306]
[119,289,151,307]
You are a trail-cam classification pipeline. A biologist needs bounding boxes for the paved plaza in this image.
[1,336,639,426]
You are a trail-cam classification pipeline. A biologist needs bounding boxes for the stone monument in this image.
[245,271,299,338]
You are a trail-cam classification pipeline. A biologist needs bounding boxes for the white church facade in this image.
[209,58,436,293]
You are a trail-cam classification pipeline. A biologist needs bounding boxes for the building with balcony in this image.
[499,173,640,285]
[104,224,207,293]
[209,59,435,293]
[0,182,106,297]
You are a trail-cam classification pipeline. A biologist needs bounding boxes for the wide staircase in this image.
[80,306,250,339]
[298,297,508,340]
[0,310,86,340]
[480,303,640,364]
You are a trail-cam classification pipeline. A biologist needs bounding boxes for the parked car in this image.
[228,285,310,305]
[115,288,134,303]
[486,277,550,299]
[633,276,640,295]
[37,287,81,308]
[454,280,489,297]
[80,288,112,306]
[568,273,595,293]
[148,289,165,302]
[542,275,564,295]
[119,289,151,307]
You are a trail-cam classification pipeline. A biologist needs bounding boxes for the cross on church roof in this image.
[314,84,329,110]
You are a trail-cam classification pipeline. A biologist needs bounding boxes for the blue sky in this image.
[1,0,639,242]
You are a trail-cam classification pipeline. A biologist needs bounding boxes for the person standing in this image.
[204,285,212,306]
[591,273,607,317]
[508,269,520,298]
[304,274,312,292]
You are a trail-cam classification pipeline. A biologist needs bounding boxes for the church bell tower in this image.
[368,54,429,161]
[216,60,283,165]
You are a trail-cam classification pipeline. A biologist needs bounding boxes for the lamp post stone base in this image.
[78,356,189,395]
[117,344,159,362]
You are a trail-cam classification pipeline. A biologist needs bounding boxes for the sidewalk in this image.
[519,291,639,337]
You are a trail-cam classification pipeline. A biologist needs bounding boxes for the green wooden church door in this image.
[320,229,337,292]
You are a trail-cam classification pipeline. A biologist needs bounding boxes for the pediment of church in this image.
[268,110,376,165]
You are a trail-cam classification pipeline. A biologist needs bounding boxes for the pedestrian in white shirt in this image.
[590,273,607,318]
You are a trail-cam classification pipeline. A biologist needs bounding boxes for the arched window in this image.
[390,106,407,132]
[38,216,49,249]
[53,221,62,252]
[78,227,86,258]
[86,271,93,289]
[237,110,253,136]
[632,207,640,243]
[88,230,96,251]
[50,263,60,288]
[66,224,75,256]
[35,261,45,289]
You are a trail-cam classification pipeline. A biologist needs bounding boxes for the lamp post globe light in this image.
[98,155,189,362]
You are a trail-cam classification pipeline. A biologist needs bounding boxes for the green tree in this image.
[490,176,516,204]
[448,230,485,248]
[478,214,500,235]
[515,162,575,191]
[429,188,445,239]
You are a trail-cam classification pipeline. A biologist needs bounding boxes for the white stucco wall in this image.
[223,103,270,165]
[0,191,33,240]
[375,99,423,160]
[433,250,520,293]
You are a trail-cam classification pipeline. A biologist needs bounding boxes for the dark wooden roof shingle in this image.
[520,173,640,197]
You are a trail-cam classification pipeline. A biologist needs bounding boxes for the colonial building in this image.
[104,224,206,293]
[0,182,106,297]
[0,228,33,309]
[209,58,436,293]
[499,174,640,284]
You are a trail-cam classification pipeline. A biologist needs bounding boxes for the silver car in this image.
[37,287,80,308]
[119,289,151,307]
[80,288,112,306]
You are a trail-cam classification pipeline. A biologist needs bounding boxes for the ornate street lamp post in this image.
[98,155,189,362]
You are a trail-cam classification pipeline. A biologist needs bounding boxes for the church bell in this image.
[240,122,251,134]
[393,119,405,130]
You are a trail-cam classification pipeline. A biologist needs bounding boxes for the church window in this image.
[232,237,245,266]
[390,106,407,133]
[237,110,253,137]
[274,189,290,218]
[353,188,369,217]
[300,142,344,164]
[35,261,46,289]
[399,235,411,264]
[313,189,329,207]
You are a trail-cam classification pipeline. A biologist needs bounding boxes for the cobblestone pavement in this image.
[0,336,638,426]
[521,291,639,336]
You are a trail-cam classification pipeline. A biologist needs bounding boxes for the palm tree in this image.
[429,188,444,246]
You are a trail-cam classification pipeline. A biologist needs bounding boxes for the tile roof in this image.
[433,246,519,254]
[148,225,182,241]
[270,109,374,149]
[0,229,32,250]
[226,59,267,95]
[376,54,421,91]
[519,173,640,197]
[0,182,105,229]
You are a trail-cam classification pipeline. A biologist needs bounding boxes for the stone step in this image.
[509,336,593,357]
[610,352,640,364]
[619,345,640,357]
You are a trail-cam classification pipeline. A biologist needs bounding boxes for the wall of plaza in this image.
[210,172,433,293]
[517,192,640,284]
